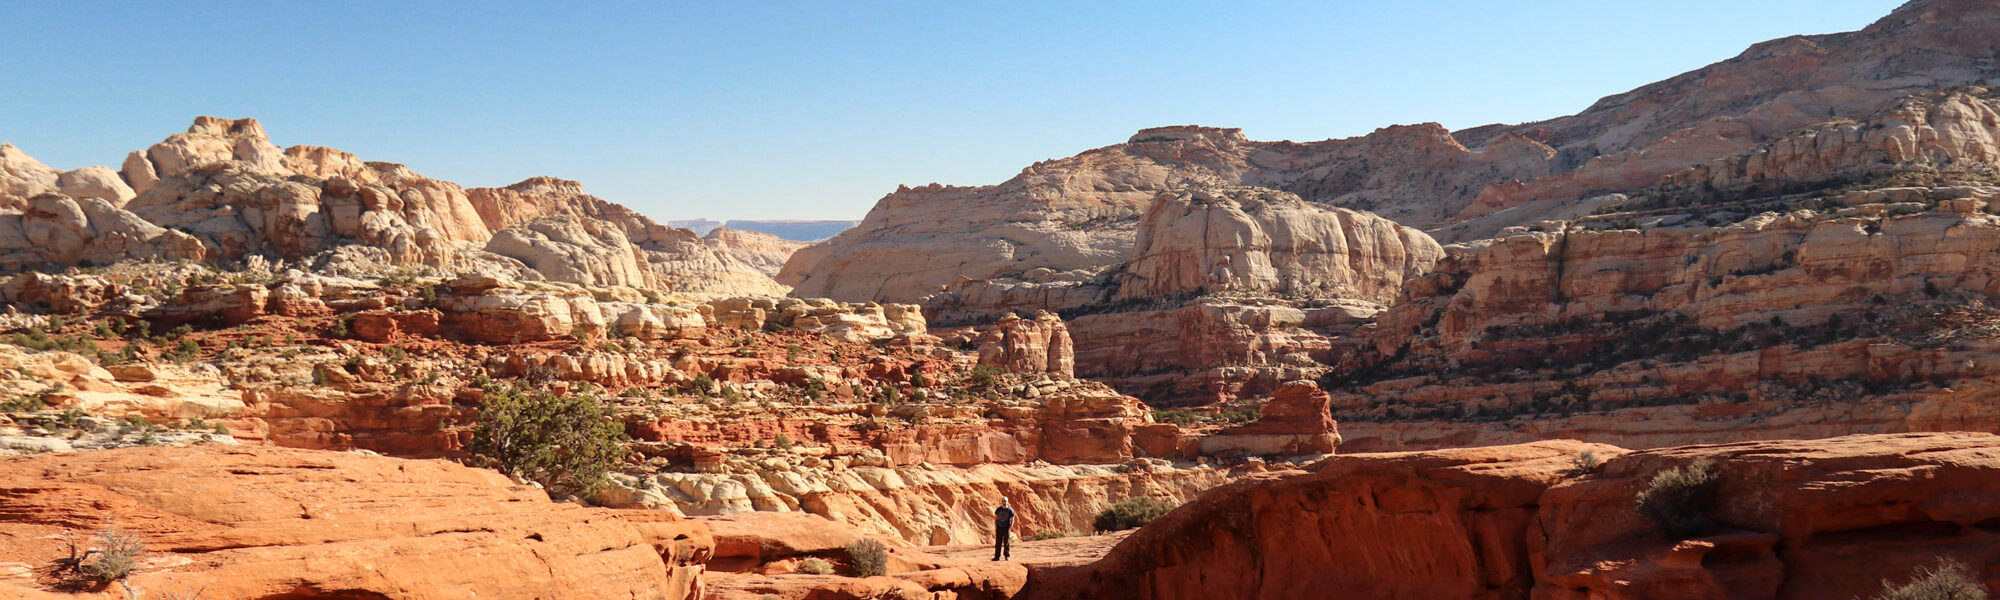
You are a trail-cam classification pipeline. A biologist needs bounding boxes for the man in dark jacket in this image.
[992,497,1015,561]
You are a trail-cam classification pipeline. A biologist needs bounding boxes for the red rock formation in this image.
[1201,380,1340,455]
[1032,440,1612,600]
[0,445,710,600]
[1031,433,2000,600]
[968,311,1075,379]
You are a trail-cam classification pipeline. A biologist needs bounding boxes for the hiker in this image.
[992,497,1015,561]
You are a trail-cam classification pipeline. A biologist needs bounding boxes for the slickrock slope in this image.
[0,445,710,600]
[787,0,2000,305]
[703,226,809,277]
[1032,433,2000,600]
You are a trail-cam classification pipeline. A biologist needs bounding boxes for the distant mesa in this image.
[669,218,858,241]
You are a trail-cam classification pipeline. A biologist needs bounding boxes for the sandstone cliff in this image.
[1330,184,2000,451]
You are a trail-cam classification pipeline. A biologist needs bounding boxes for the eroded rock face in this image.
[1120,187,1441,303]
[1199,380,1340,456]
[1033,432,2000,600]
[0,194,206,271]
[705,226,809,277]
[1332,185,2000,451]
[0,144,136,210]
[0,445,710,600]
[485,215,659,288]
[786,129,1526,306]
[1662,87,2000,194]
[468,178,790,297]
[1033,440,1613,600]
[965,311,1075,379]
[1533,433,2000,599]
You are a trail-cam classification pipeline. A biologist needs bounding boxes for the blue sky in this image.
[5,1,1905,220]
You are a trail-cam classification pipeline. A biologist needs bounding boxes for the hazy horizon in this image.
[6,0,1905,221]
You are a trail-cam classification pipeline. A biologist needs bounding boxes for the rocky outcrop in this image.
[3,120,784,301]
[1069,297,1380,405]
[0,193,206,271]
[1329,185,2000,451]
[1661,87,2000,194]
[1199,380,1340,456]
[0,445,710,600]
[0,144,135,210]
[1032,440,1610,600]
[785,129,1528,306]
[915,187,1436,406]
[119,117,493,266]
[705,226,809,277]
[1119,187,1441,303]
[1032,432,2000,600]
[484,215,658,288]
[960,311,1075,379]
[704,296,926,343]
[468,178,789,297]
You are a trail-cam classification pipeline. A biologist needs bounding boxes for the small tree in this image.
[844,539,889,577]
[469,387,628,498]
[1635,459,1721,539]
[1095,497,1175,532]
[1869,558,1988,600]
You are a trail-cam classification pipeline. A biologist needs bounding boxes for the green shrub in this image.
[1095,497,1175,533]
[1635,459,1721,538]
[969,365,1004,388]
[797,557,834,575]
[1152,408,1203,426]
[1869,558,1988,600]
[844,539,889,577]
[1027,530,1075,541]
[469,388,628,498]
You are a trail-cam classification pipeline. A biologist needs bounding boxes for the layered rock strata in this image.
[1331,184,2000,451]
